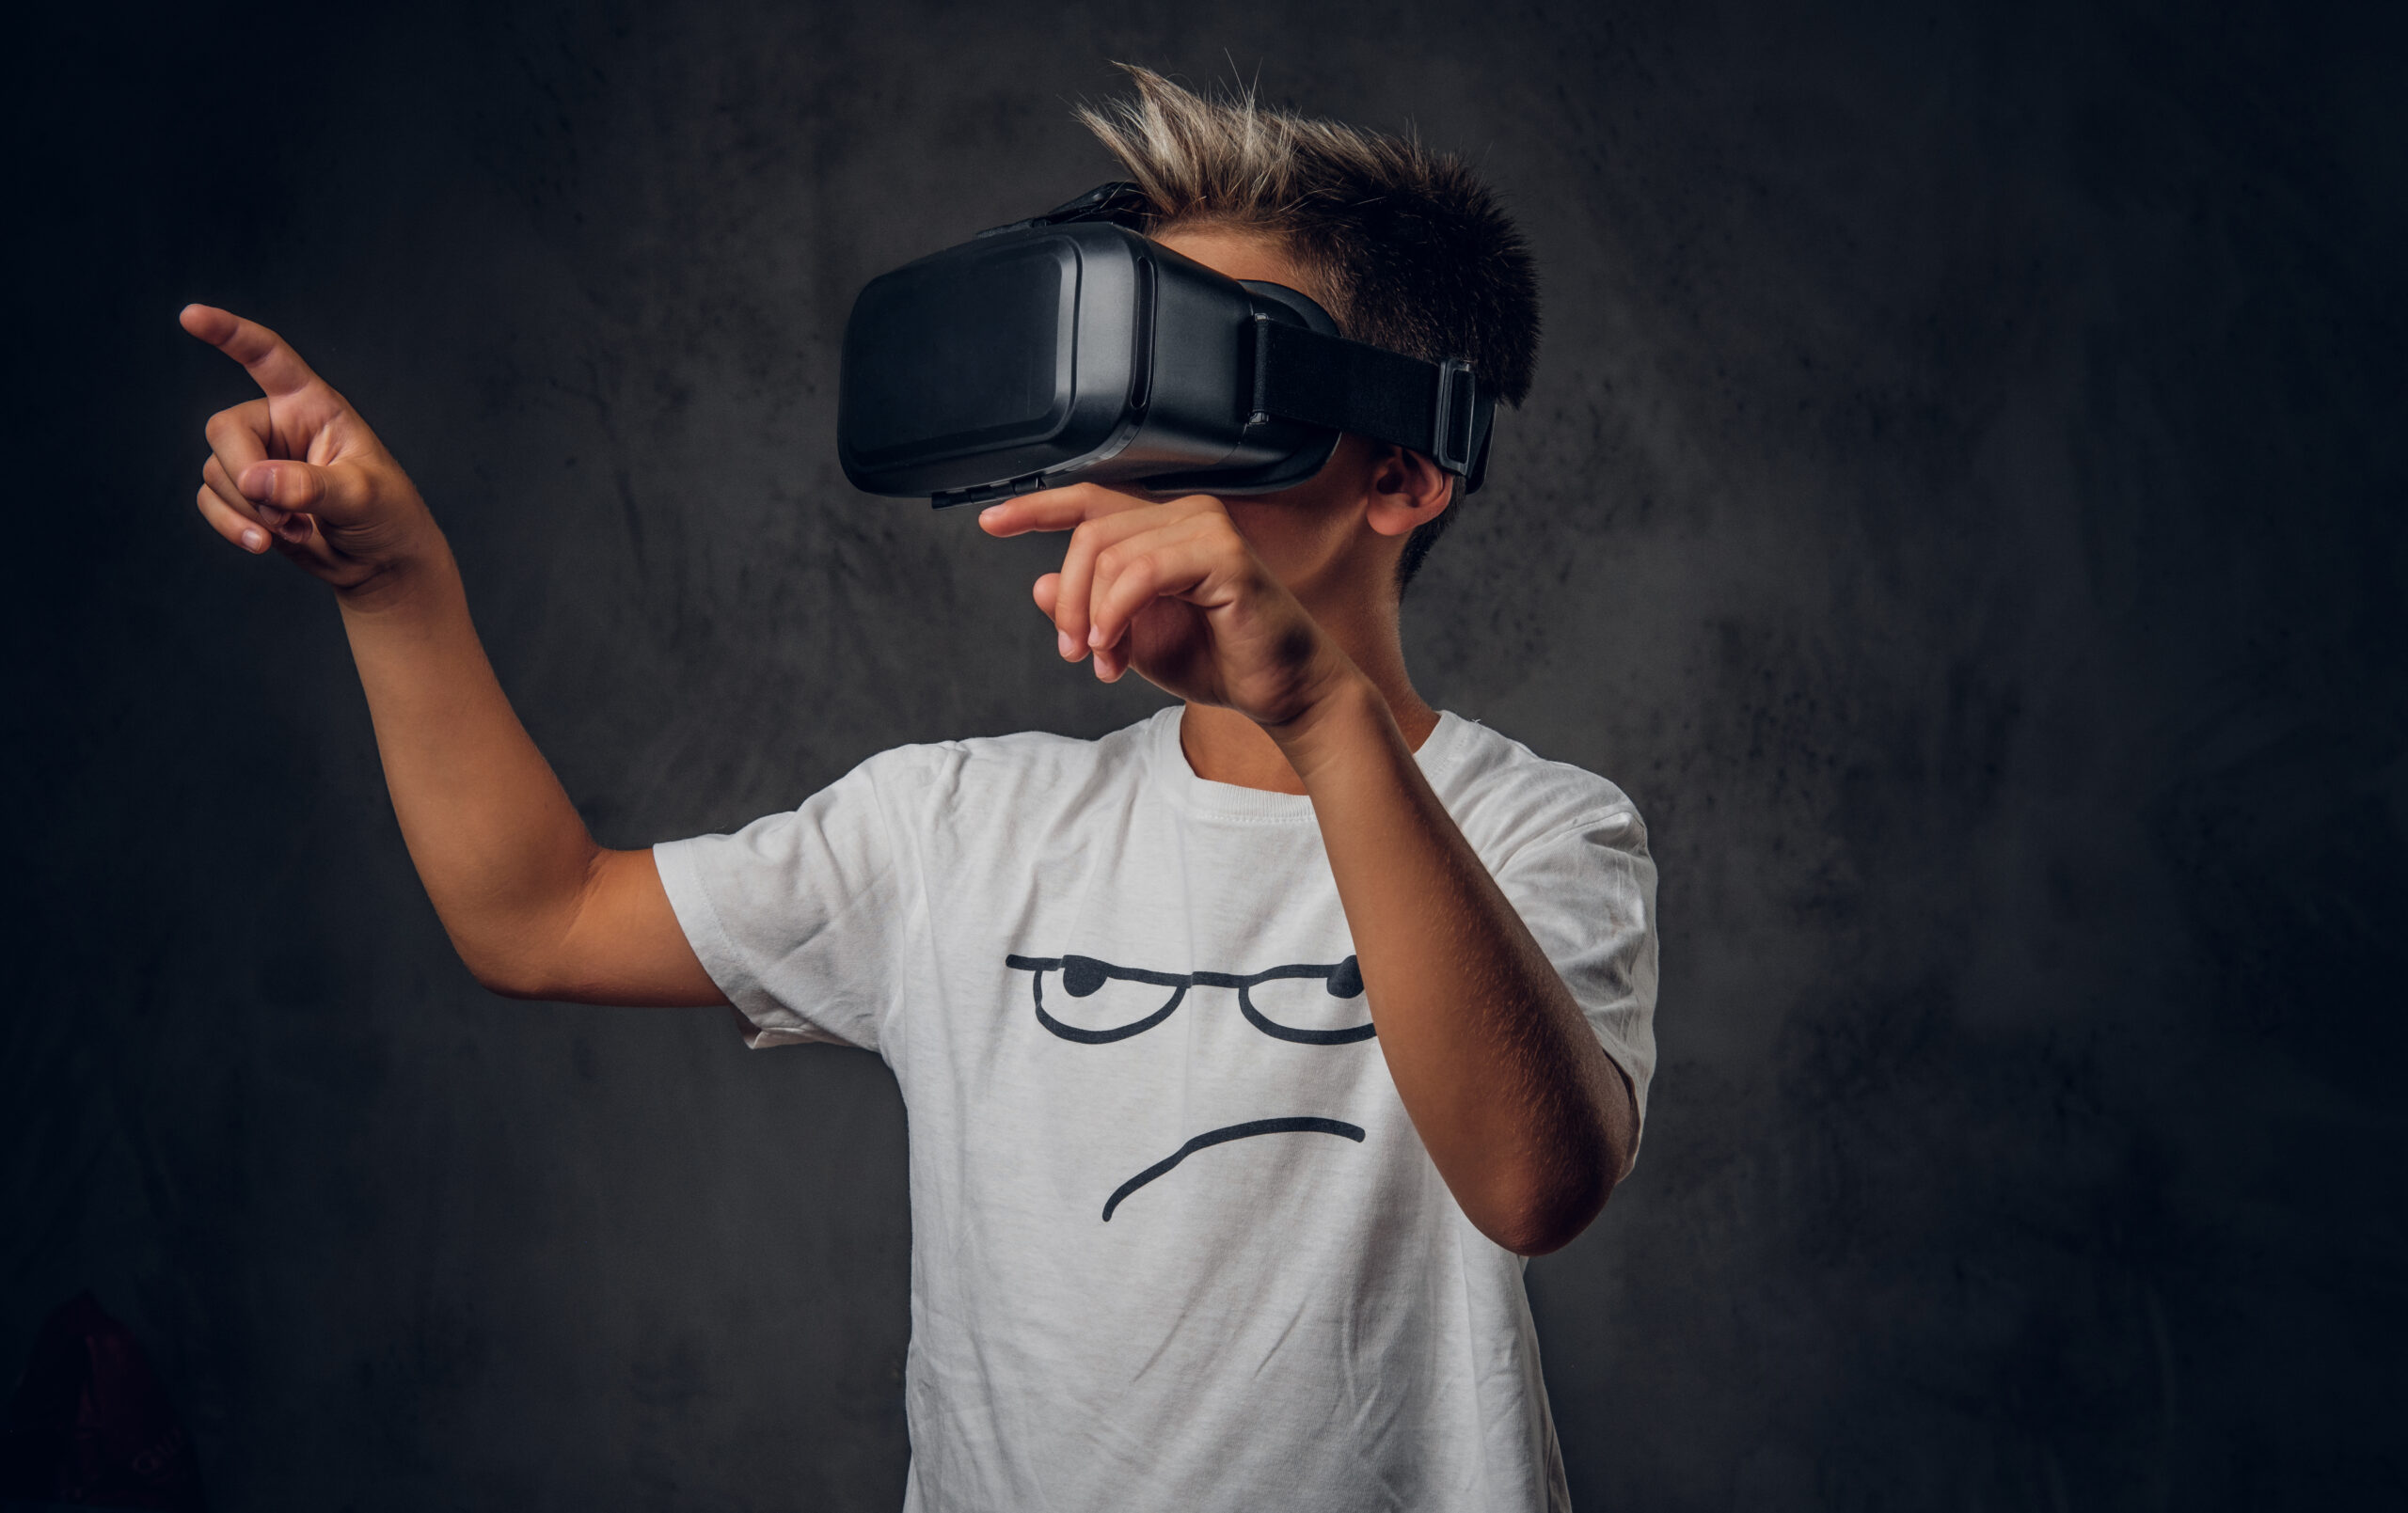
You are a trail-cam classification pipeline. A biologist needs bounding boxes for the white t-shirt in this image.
[655,707,1657,1513]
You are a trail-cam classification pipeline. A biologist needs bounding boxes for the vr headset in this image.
[837,182,1497,508]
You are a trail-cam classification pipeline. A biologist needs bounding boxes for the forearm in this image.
[1275,675,1636,1254]
[335,538,604,994]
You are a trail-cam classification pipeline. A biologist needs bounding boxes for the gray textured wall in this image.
[6,0,2402,1507]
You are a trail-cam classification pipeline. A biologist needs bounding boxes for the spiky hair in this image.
[1075,66,1541,588]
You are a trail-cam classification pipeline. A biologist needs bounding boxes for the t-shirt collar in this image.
[1143,703,1475,820]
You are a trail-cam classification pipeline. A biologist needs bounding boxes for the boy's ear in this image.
[1363,445,1457,538]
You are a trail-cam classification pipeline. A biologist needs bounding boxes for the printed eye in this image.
[1239,957,1376,1045]
[1032,956,1187,1044]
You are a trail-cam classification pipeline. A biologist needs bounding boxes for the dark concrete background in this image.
[5,0,2402,1506]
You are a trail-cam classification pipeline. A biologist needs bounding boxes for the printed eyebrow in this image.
[1013,963,1185,1045]
[1006,954,1184,985]
[1002,956,1363,991]
[1004,954,1376,1046]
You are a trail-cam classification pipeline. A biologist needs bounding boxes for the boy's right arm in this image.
[182,305,726,1008]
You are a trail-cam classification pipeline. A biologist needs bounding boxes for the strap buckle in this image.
[1431,359,1489,476]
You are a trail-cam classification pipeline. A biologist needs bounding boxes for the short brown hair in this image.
[1076,66,1541,590]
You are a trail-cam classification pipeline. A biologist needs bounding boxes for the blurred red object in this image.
[0,1293,206,1509]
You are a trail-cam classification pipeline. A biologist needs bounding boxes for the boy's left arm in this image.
[982,484,1639,1256]
[1272,679,1639,1255]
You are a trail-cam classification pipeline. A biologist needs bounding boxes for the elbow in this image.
[443,885,597,1001]
[1489,1062,1641,1255]
[465,957,550,1001]
[1493,1169,1608,1251]
[1480,1155,1618,1258]
[472,967,556,1001]
[452,936,563,1001]
[452,851,614,1002]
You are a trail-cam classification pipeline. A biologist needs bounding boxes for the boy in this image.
[182,68,1656,1513]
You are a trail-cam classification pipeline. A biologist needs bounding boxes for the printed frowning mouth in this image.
[1102,1117,1367,1221]
[1003,954,1375,1221]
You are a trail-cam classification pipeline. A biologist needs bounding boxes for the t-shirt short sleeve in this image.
[652,753,916,1053]
[1492,806,1660,1161]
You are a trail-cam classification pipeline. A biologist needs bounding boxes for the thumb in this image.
[239,458,375,525]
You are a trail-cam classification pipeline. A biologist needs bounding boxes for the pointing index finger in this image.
[977,482,1166,536]
[179,304,325,400]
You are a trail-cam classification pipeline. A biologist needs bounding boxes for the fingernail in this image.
[258,503,287,525]
[1087,624,1107,648]
[241,528,267,551]
[1056,629,1080,659]
[981,505,1007,526]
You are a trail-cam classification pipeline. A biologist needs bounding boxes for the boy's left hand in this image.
[978,485,1354,730]
[982,480,1634,1256]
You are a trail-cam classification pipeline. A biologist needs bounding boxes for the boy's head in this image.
[1076,67,1541,593]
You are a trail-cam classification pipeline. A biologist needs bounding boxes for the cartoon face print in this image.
[1005,953,1373,1221]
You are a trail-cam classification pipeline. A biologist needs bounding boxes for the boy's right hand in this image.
[182,305,437,593]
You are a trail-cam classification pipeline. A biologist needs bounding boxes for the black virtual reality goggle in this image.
[837,182,1497,508]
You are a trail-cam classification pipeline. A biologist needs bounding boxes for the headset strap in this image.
[1252,319,1497,491]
